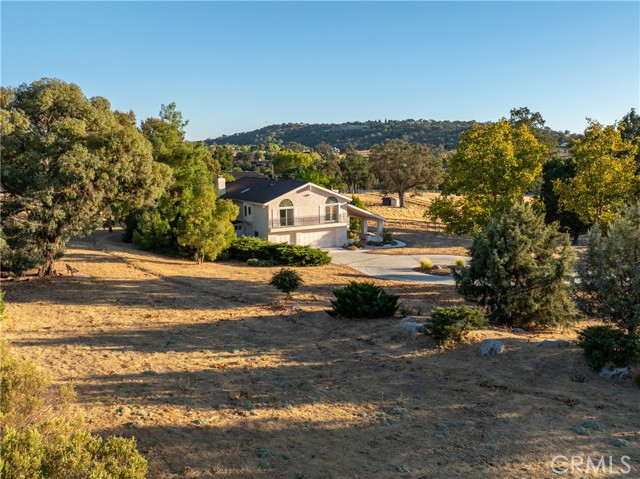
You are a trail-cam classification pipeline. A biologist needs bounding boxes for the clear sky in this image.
[2,1,639,141]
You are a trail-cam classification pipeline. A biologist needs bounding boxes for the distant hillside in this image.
[204,119,576,150]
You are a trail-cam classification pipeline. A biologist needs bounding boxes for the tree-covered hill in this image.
[204,119,576,150]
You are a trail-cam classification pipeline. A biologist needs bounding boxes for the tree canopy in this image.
[554,120,639,232]
[369,140,444,207]
[0,78,169,276]
[427,119,547,234]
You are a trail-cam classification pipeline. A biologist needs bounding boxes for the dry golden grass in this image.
[2,230,639,478]
[356,192,472,256]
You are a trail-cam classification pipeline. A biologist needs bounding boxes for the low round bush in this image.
[419,257,433,270]
[247,258,260,267]
[455,258,465,267]
[423,306,486,347]
[577,325,640,371]
[270,268,303,297]
[328,281,399,319]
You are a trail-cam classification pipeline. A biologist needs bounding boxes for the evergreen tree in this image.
[576,201,640,334]
[455,202,576,329]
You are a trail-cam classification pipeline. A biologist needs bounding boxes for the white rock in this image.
[599,367,631,380]
[479,339,504,356]
[402,322,424,338]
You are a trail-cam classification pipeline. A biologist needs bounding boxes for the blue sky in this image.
[2,1,639,141]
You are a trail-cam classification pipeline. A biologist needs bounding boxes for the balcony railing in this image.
[270,214,348,229]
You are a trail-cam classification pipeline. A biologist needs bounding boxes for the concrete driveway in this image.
[327,247,468,284]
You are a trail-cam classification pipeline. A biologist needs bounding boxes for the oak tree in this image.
[369,140,443,207]
[0,79,169,276]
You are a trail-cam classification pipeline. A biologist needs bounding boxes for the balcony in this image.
[270,213,347,229]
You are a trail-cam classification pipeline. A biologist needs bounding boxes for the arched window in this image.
[279,199,294,226]
[325,196,339,222]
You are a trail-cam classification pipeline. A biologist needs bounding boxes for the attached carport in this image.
[347,204,386,241]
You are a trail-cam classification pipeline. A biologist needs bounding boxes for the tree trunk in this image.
[572,230,580,246]
[38,258,57,277]
[398,190,405,208]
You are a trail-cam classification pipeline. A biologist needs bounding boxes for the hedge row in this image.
[221,237,331,267]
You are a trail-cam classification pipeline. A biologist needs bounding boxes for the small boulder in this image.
[537,339,572,348]
[479,339,504,356]
[402,322,424,338]
[599,367,631,380]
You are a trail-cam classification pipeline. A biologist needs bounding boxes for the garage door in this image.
[269,234,293,244]
[297,230,335,248]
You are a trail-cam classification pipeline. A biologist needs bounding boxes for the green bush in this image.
[328,281,399,319]
[577,326,640,371]
[0,344,147,478]
[382,228,394,244]
[222,237,331,266]
[269,268,303,297]
[455,258,465,267]
[423,306,487,347]
[247,258,260,267]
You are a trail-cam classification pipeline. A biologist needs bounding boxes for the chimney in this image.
[217,176,226,195]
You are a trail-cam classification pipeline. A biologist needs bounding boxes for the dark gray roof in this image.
[222,177,308,204]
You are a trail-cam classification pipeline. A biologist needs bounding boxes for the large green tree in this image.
[272,150,313,175]
[340,151,372,193]
[576,201,640,334]
[539,156,589,244]
[555,121,639,232]
[455,202,576,329]
[620,108,640,168]
[131,104,236,262]
[427,119,546,234]
[0,79,169,276]
[369,140,443,207]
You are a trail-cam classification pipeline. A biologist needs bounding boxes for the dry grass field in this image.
[2,227,639,478]
[355,192,472,256]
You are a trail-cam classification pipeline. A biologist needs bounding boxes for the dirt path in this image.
[2,231,639,479]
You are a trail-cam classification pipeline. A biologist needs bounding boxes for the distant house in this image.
[219,174,386,248]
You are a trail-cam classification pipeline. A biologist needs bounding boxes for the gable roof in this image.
[222,176,353,205]
[221,176,308,204]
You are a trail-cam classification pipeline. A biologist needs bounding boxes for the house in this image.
[219,174,386,248]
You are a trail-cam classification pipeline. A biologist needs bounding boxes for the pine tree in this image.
[576,201,640,334]
[455,202,576,329]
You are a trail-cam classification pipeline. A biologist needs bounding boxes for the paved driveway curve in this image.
[327,247,468,284]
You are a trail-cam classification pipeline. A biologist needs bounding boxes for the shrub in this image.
[382,228,394,244]
[247,258,260,267]
[222,237,331,266]
[577,326,640,371]
[455,202,576,329]
[328,281,399,319]
[270,268,303,297]
[423,306,487,347]
[419,257,433,270]
[274,243,331,266]
[576,201,640,334]
[455,258,465,267]
[0,344,147,478]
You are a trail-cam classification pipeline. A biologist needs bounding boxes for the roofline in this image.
[263,182,353,206]
[347,203,387,222]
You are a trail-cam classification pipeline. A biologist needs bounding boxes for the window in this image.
[244,205,252,216]
[254,231,259,237]
[325,196,339,222]
[279,199,294,226]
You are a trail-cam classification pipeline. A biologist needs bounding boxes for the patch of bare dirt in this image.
[356,192,473,256]
[2,230,639,479]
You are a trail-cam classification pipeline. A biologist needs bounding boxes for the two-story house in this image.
[219,174,386,248]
